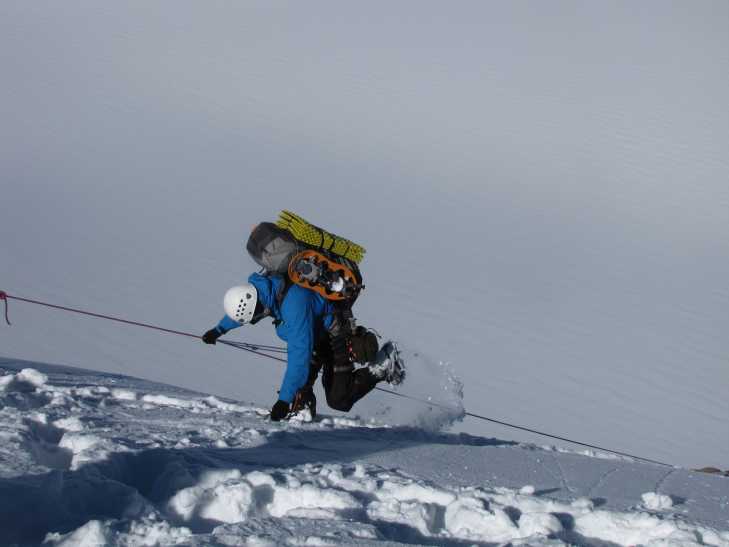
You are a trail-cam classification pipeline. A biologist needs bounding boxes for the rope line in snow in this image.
[1,290,674,468]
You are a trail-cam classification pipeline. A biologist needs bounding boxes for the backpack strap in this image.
[270,275,293,327]
[275,275,293,308]
[248,273,293,326]
[325,300,359,373]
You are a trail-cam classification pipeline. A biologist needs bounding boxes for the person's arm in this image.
[217,315,241,333]
[202,314,242,344]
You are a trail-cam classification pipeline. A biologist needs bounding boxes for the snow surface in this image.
[1,358,728,546]
[1,1,728,471]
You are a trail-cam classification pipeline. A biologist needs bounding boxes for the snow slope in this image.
[1,357,728,546]
[1,1,728,470]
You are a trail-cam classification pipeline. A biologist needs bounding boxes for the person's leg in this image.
[322,361,380,412]
[347,367,380,405]
[321,334,404,413]
[322,362,355,412]
[290,341,326,417]
[305,353,323,389]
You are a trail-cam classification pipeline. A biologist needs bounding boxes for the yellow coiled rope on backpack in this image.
[276,210,366,264]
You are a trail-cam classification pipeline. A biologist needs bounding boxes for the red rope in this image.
[0,291,285,361]
[0,290,675,466]
[0,291,10,325]
[4,293,199,339]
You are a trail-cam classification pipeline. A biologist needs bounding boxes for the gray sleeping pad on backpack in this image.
[246,222,301,274]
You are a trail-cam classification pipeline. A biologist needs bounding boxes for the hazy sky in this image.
[2,1,727,466]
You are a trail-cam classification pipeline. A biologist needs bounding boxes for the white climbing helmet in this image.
[223,284,259,324]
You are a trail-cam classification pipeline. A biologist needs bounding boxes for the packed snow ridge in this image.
[1,358,728,546]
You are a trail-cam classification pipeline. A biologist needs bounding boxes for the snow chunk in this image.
[45,520,108,546]
[520,484,536,495]
[199,481,256,523]
[0,368,48,392]
[319,464,377,494]
[542,443,627,461]
[368,497,440,536]
[72,386,109,398]
[204,395,254,413]
[44,517,192,546]
[642,491,674,510]
[575,510,699,546]
[168,469,244,521]
[571,497,595,511]
[319,416,381,429]
[58,431,127,469]
[53,416,84,432]
[239,537,278,547]
[385,479,456,506]
[444,497,519,543]
[141,394,204,410]
[246,470,276,488]
[212,518,380,547]
[122,518,192,545]
[268,483,360,519]
[17,368,48,387]
[59,432,100,454]
[0,374,12,391]
[111,388,137,401]
[518,512,563,538]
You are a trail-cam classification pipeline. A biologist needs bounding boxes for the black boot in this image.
[291,387,317,420]
[366,341,405,385]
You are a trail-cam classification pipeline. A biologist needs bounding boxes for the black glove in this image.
[270,399,290,421]
[202,327,223,345]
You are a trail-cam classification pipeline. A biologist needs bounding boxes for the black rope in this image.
[219,340,287,361]
[375,386,673,467]
[220,339,287,354]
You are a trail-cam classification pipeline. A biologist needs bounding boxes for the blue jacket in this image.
[216,273,334,403]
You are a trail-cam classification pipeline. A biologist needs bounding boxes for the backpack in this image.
[247,213,377,377]
[246,221,301,275]
[245,212,365,307]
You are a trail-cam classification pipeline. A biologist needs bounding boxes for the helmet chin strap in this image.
[248,301,269,325]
